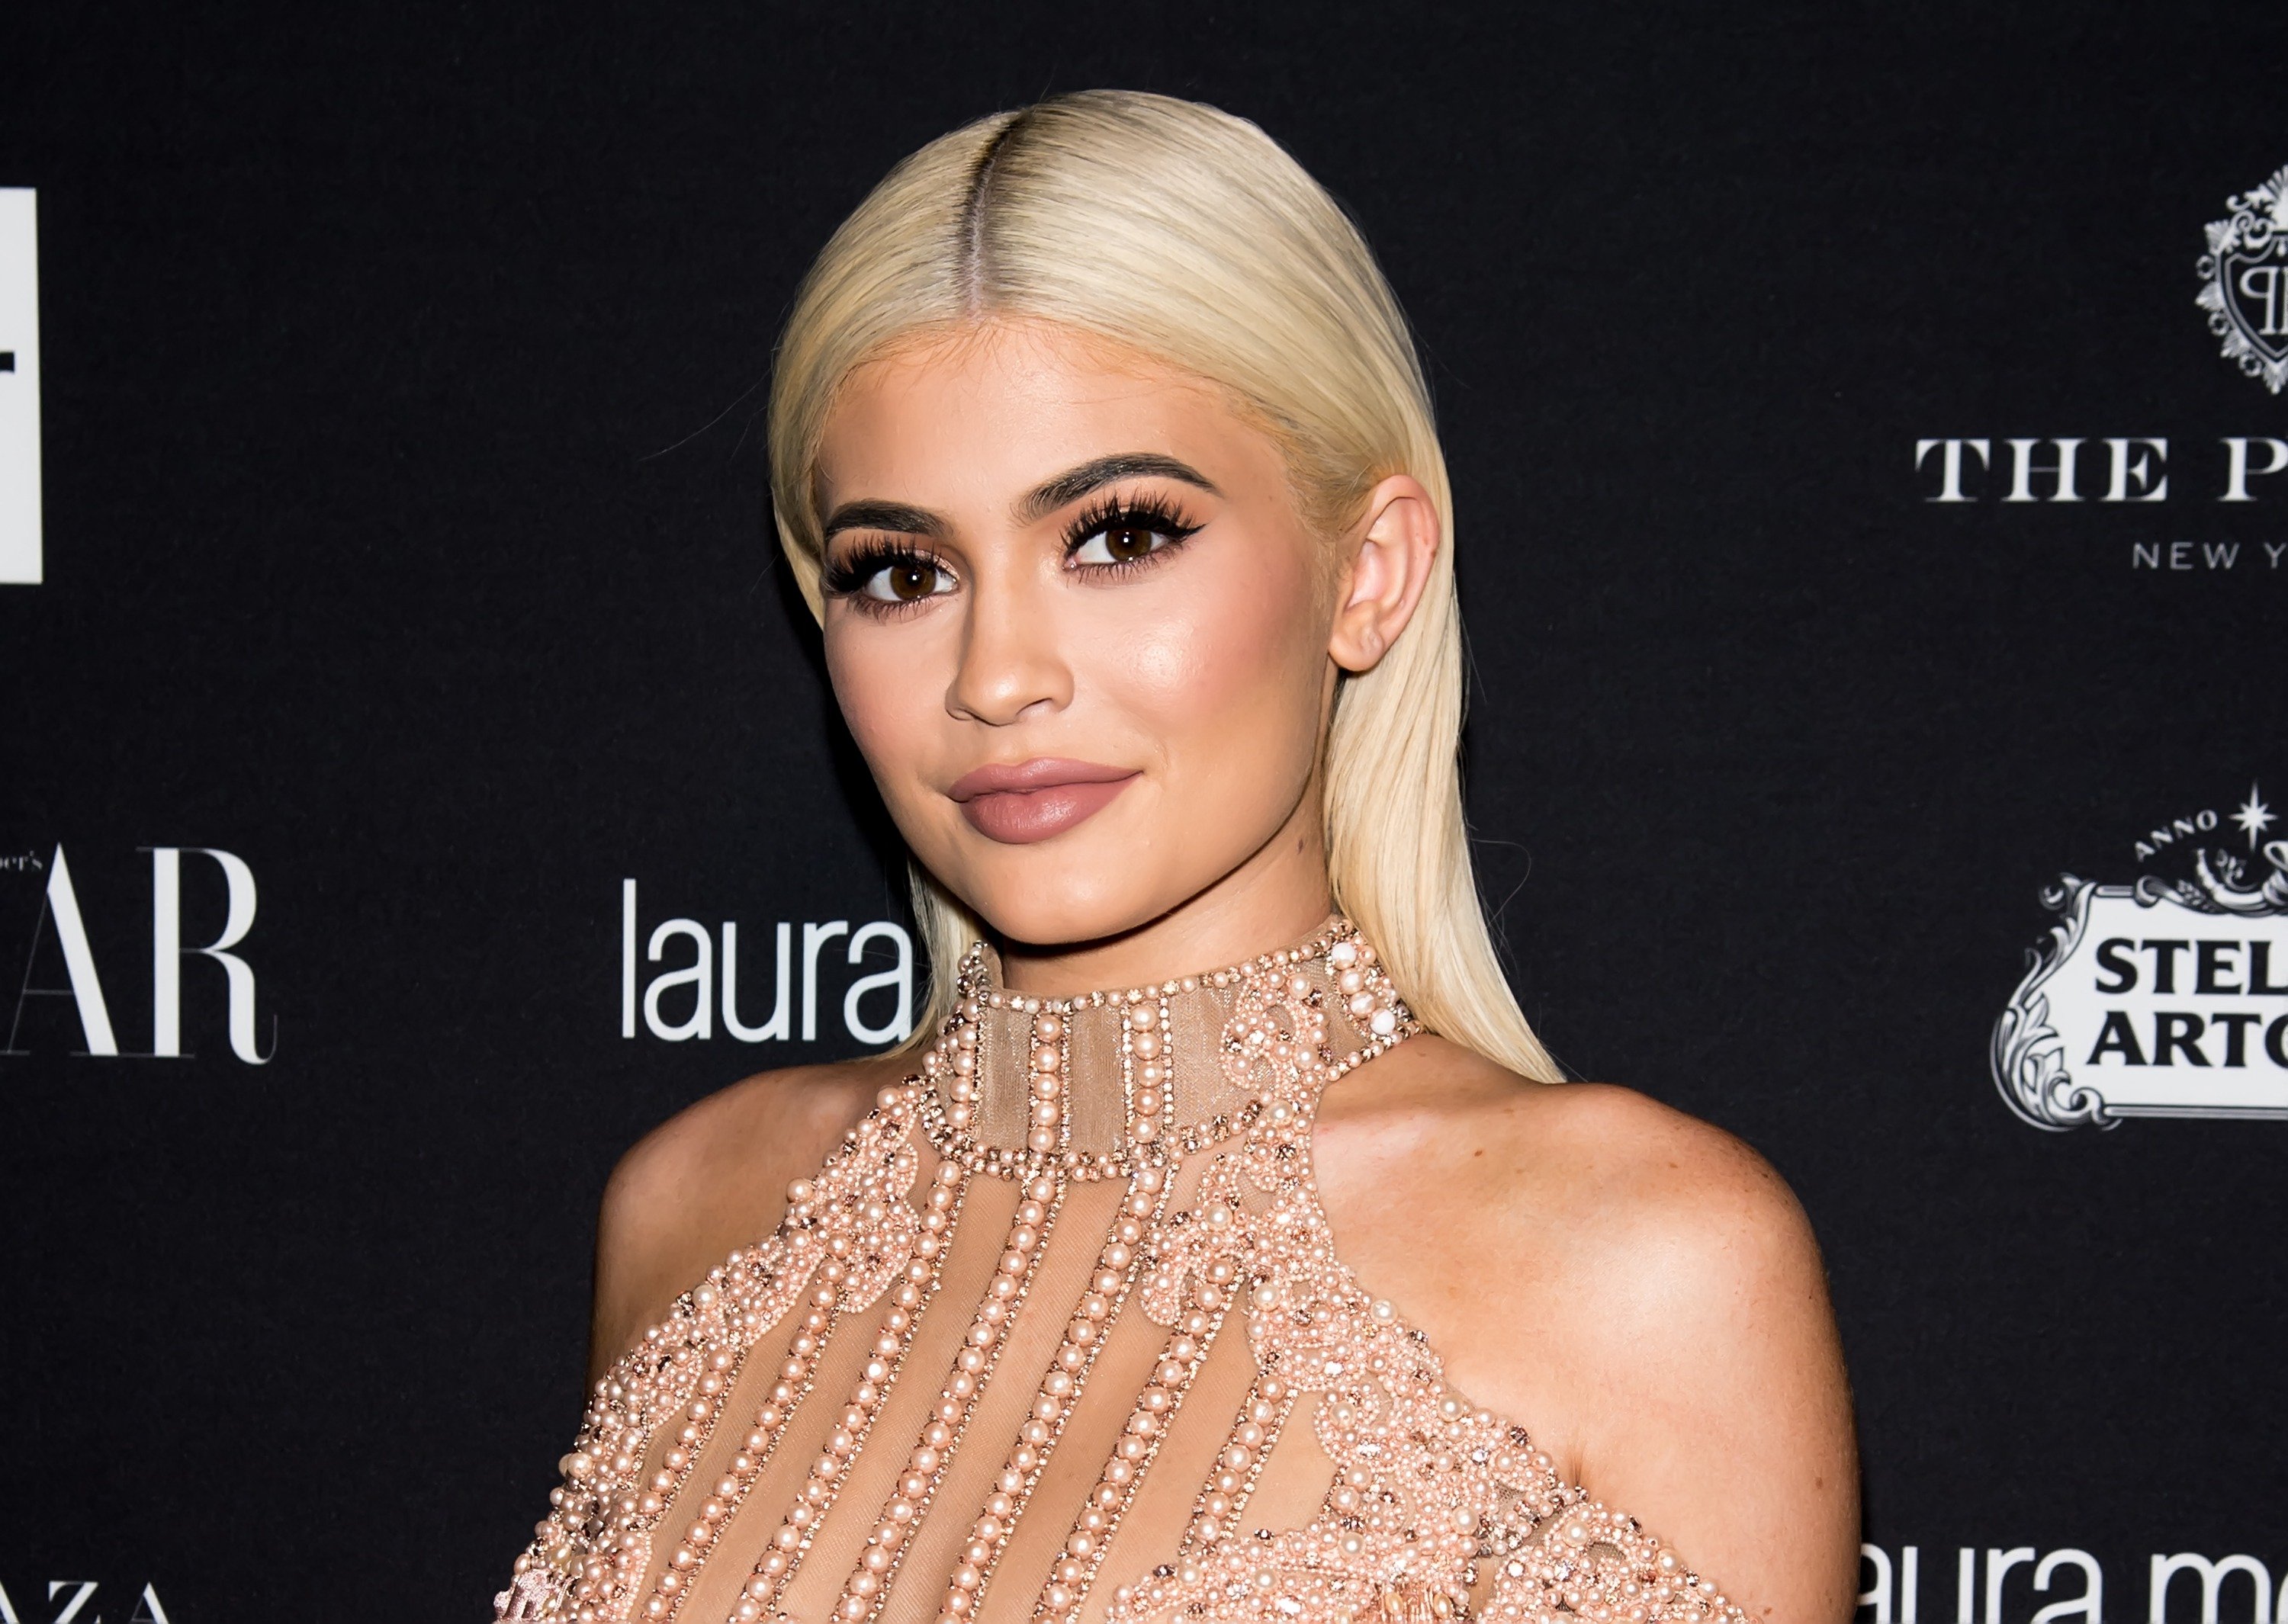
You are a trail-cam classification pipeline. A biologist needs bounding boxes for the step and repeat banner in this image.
[2,8,2281,1622]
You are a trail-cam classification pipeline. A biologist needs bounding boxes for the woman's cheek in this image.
[821,634,878,750]
[1118,615,1213,714]
[1122,568,1317,740]
[1127,547,1288,696]
[827,634,936,804]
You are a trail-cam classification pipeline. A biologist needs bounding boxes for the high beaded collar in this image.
[914,914,1414,1181]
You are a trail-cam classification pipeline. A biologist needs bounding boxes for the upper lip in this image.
[946,758,1139,801]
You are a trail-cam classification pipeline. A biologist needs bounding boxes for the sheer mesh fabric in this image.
[498,923,1747,1624]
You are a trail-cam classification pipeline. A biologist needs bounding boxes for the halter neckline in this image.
[914,914,1408,1181]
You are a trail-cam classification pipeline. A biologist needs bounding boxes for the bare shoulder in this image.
[1316,1037,1857,1619]
[586,1054,910,1382]
[1314,1038,1818,1327]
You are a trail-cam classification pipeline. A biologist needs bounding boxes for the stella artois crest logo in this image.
[1993,782,2288,1128]
[2197,165,2288,393]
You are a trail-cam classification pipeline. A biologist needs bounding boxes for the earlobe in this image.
[1327,475,1439,674]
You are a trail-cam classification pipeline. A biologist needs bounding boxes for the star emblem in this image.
[2231,782,2274,849]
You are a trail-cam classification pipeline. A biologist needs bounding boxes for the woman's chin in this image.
[947,861,1175,954]
[967,894,1160,954]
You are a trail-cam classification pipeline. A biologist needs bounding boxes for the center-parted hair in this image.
[768,89,1559,1083]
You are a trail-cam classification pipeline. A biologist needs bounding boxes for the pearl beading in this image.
[1178,1375,1295,1558]
[1032,1263,1232,1622]
[646,1158,961,1624]
[641,1276,843,1622]
[724,1160,966,1619]
[498,1089,928,1624]
[1097,943,1741,1624]
[824,1172,1067,1623]
[917,920,1383,1185]
[933,1154,1169,1622]
[497,920,1748,1624]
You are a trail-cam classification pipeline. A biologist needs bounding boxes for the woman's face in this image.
[811,319,1356,958]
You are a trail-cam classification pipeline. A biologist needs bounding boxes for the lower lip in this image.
[959,775,1139,844]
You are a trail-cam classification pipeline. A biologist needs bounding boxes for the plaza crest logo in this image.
[2197,165,2288,393]
[1993,782,2287,1128]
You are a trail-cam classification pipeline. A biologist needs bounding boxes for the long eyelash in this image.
[821,496,1197,604]
[820,538,947,600]
[1062,493,1203,568]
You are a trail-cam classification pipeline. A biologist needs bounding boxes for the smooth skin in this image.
[593,319,1859,1621]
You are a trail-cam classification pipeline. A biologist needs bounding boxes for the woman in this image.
[500,91,1857,1623]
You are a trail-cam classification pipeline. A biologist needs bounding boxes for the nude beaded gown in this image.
[496,919,1745,1624]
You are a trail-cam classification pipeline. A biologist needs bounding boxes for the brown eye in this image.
[861,557,953,603]
[1103,524,1156,562]
[1073,520,1179,567]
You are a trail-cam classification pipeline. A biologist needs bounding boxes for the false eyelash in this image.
[820,538,950,600]
[1062,492,1204,560]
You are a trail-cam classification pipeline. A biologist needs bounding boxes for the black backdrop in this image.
[3,6,2284,1621]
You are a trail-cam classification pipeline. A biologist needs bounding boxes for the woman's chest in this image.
[508,1102,1573,1624]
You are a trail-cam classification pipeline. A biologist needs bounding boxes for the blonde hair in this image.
[767,90,1560,1083]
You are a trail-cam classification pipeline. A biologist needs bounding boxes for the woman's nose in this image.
[945,570,1071,726]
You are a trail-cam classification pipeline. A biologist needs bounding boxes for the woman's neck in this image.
[920,911,1408,1181]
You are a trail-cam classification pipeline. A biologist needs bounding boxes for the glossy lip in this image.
[946,757,1141,845]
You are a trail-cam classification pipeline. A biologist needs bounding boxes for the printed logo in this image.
[0,187,39,586]
[2,844,274,1063]
[2197,164,2288,393]
[619,879,914,1047]
[1857,1540,2284,1624]
[1993,782,2286,1128]
[0,1577,175,1623]
[1898,164,2288,570]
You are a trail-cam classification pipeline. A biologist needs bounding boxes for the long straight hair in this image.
[766,90,1560,1083]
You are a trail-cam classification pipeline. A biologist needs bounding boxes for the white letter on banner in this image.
[2105,438,2168,501]
[31,847,120,1055]
[622,879,637,1038]
[2148,1552,2272,1623]
[721,920,792,1042]
[1915,438,1990,502]
[1988,1549,2036,1624]
[2221,438,2288,502]
[844,922,912,1044]
[0,188,40,586]
[152,847,268,1063]
[2004,438,2084,502]
[802,920,849,1041]
[644,919,712,1041]
[2031,1549,2102,1624]
[1861,1545,1894,1624]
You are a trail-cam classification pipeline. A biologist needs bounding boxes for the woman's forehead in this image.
[815,320,1277,505]
[839,319,1225,419]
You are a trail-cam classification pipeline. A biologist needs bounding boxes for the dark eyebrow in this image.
[820,499,949,542]
[1016,454,1222,525]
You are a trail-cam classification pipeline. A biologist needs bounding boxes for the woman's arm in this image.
[1318,1044,1860,1622]
[585,1061,892,1385]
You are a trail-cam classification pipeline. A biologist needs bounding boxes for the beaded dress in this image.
[498,920,1746,1624]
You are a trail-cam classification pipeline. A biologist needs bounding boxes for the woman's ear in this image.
[1327,474,1441,673]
